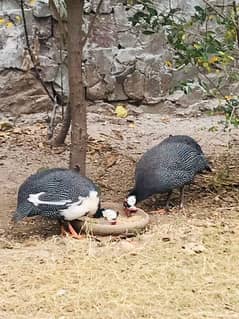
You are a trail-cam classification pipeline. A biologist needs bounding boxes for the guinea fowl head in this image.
[94,206,119,225]
[124,189,138,216]
[102,209,119,225]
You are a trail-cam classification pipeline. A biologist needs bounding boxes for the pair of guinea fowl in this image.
[13,135,211,238]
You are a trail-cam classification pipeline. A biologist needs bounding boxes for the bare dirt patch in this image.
[0,111,238,319]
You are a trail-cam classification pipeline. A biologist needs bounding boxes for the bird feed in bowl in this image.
[71,202,150,236]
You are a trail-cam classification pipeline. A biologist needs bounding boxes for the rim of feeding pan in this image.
[71,201,150,236]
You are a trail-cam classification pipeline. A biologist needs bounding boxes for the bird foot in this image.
[61,224,85,240]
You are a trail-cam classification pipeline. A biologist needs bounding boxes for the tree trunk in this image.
[67,0,87,175]
[53,103,71,146]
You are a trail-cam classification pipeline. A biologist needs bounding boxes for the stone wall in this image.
[0,0,236,114]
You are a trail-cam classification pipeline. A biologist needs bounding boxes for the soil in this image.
[0,109,238,319]
[0,110,238,238]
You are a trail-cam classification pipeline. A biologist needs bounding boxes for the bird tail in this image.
[204,158,213,172]
[11,201,34,222]
[11,210,24,222]
[198,161,213,174]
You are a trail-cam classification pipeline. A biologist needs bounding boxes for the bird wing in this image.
[27,192,74,207]
[26,174,79,207]
[16,169,99,220]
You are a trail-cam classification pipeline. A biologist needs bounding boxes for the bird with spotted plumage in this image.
[160,134,204,154]
[13,168,118,238]
[124,135,212,214]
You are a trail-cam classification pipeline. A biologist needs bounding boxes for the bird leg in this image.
[150,192,173,215]
[67,222,84,239]
[59,220,84,239]
[165,191,173,211]
[179,186,185,209]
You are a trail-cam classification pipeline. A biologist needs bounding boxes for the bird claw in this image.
[61,223,85,240]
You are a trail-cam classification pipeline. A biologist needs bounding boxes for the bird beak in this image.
[123,199,137,217]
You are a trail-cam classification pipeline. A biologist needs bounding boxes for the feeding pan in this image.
[71,201,150,236]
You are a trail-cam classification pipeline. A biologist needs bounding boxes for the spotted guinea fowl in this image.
[13,168,118,238]
[161,135,203,153]
[124,135,211,213]
[162,135,212,172]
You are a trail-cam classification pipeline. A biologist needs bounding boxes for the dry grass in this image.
[0,121,238,319]
[1,212,239,319]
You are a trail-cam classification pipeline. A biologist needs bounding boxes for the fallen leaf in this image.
[0,121,13,131]
[38,142,44,148]
[112,130,123,140]
[0,237,14,249]
[165,60,173,68]
[12,127,22,134]
[106,154,118,168]
[115,105,128,118]
[160,117,170,123]
[15,15,21,22]
[29,0,36,5]
[6,22,14,28]
[53,147,66,154]
[0,132,9,138]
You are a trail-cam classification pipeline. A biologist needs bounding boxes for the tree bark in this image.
[53,103,71,146]
[67,0,87,174]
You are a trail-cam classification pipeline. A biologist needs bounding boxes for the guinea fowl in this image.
[161,135,212,173]
[124,135,211,213]
[161,135,203,153]
[13,168,118,238]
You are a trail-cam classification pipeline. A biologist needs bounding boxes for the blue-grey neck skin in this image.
[129,188,155,203]
[93,203,104,218]
[127,188,147,204]
[93,209,104,218]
